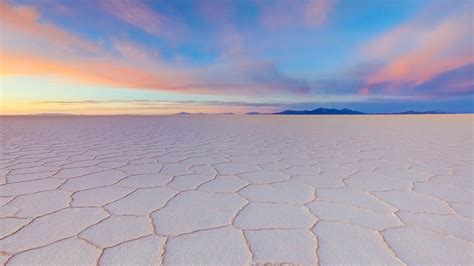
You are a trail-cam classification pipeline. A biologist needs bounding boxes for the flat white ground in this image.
[0,115,472,265]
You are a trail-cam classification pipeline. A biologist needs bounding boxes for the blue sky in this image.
[1,0,473,114]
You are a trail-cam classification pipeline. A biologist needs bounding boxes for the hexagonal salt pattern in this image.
[0,115,472,264]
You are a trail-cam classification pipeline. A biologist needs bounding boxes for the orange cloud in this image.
[0,1,312,98]
[0,49,199,93]
[363,6,473,87]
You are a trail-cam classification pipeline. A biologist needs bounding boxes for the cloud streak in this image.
[362,2,473,96]
[99,0,179,38]
[260,0,332,29]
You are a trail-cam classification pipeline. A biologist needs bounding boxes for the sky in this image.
[0,0,473,114]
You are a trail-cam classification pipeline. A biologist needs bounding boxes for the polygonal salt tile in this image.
[292,173,345,189]
[180,156,228,165]
[61,170,128,191]
[238,170,289,184]
[415,182,473,203]
[0,254,9,265]
[159,163,192,176]
[116,173,172,188]
[345,171,413,191]
[0,205,19,217]
[96,161,128,169]
[9,165,58,175]
[431,175,473,189]
[63,160,101,168]
[307,201,402,230]
[198,176,248,193]
[7,238,100,265]
[315,221,403,265]
[260,162,289,171]
[374,168,432,181]
[319,164,355,176]
[411,164,453,176]
[0,217,31,238]
[384,227,473,264]
[167,174,214,190]
[279,157,315,166]
[239,181,314,204]
[190,165,217,175]
[317,188,396,213]
[106,187,177,215]
[155,155,191,163]
[213,162,260,175]
[129,157,159,165]
[166,190,246,212]
[0,178,63,197]
[80,216,153,248]
[0,207,107,253]
[100,235,165,265]
[450,164,474,176]
[7,171,57,183]
[399,212,473,241]
[234,202,316,229]
[341,162,376,171]
[0,196,13,207]
[245,229,317,264]
[164,227,250,264]
[230,154,278,164]
[282,166,320,176]
[450,203,473,219]
[359,159,410,170]
[450,164,474,177]
[119,163,162,175]
[374,191,454,214]
[72,186,133,207]
[153,208,233,236]
[6,190,70,218]
[52,166,106,179]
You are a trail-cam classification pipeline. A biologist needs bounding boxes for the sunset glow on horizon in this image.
[1,0,473,115]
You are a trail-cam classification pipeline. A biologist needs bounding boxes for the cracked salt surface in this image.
[0,115,473,264]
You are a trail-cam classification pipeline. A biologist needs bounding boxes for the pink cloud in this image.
[260,0,332,29]
[0,1,98,53]
[362,4,473,88]
[99,0,182,39]
[357,87,369,95]
[305,0,332,27]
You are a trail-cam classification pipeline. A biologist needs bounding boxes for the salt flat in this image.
[0,115,472,265]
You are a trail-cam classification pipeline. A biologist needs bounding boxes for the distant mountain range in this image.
[175,112,235,115]
[243,108,450,115]
[389,110,447,115]
[273,108,365,115]
[21,109,452,116]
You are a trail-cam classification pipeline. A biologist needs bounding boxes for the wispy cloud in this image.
[260,0,333,29]
[0,1,98,53]
[99,0,178,38]
[362,2,473,96]
[0,1,314,97]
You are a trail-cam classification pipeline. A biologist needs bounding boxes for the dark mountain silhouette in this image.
[176,112,191,115]
[390,110,447,115]
[246,112,264,115]
[273,108,365,115]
